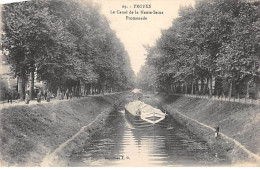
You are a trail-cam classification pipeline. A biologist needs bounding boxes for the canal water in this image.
[68,110,230,166]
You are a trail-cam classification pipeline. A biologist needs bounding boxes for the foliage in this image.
[2,0,135,95]
[138,0,260,99]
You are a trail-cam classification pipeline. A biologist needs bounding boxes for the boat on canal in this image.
[124,100,166,128]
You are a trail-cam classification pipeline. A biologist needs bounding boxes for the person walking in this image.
[215,124,220,139]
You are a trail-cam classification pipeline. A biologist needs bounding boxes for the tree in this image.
[139,0,259,100]
[2,0,135,98]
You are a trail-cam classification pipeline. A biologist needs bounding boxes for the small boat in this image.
[124,100,166,128]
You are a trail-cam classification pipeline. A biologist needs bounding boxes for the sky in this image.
[0,0,195,75]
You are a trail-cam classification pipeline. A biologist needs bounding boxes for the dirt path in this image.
[0,94,106,111]
[164,105,260,163]
[0,98,64,111]
[174,94,260,106]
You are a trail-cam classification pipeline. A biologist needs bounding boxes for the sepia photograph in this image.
[0,0,259,167]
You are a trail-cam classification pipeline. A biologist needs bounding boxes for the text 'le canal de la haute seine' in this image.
[110,10,164,21]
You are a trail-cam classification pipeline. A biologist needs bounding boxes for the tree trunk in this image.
[201,77,204,94]
[90,84,93,95]
[209,75,213,98]
[246,81,250,99]
[228,81,232,101]
[18,76,25,100]
[185,83,188,94]
[206,78,209,96]
[195,79,199,94]
[167,83,171,94]
[236,83,240,102]
[216,84,219,97]
[83,84,86,96]
[87,84,90,95]
[191,80,194,95]
[29,70,34,100]
[255,76,260,100]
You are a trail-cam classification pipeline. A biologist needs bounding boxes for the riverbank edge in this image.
[40,104,119,166]
[152,94,260,166]
[162,105,251,165]
[0,92,127,167]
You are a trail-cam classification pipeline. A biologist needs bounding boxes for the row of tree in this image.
[2,0,135,100]
[137,0,260,100]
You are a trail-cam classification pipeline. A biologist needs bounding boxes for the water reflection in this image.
[68,111,230,166]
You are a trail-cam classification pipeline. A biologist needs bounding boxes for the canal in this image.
[68,109,230,166]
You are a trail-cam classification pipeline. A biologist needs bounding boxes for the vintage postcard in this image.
[0,0,259,167]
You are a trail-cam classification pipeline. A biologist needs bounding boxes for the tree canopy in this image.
[2,0,135,98]
[138,0,260,99]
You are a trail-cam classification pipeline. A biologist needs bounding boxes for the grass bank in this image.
[0,93,126,166]
[144,94,260,165]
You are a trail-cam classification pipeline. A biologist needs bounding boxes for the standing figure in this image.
[7,90,12,104]
[60,91,63,100]
[57,91,61,100]
[70,92,73,99]
[215,124,220,139]
[37,91,42,103]
[57,88,61,100]
[46,91,51,102]
[44,91,47,100]
[25,91,30,104]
